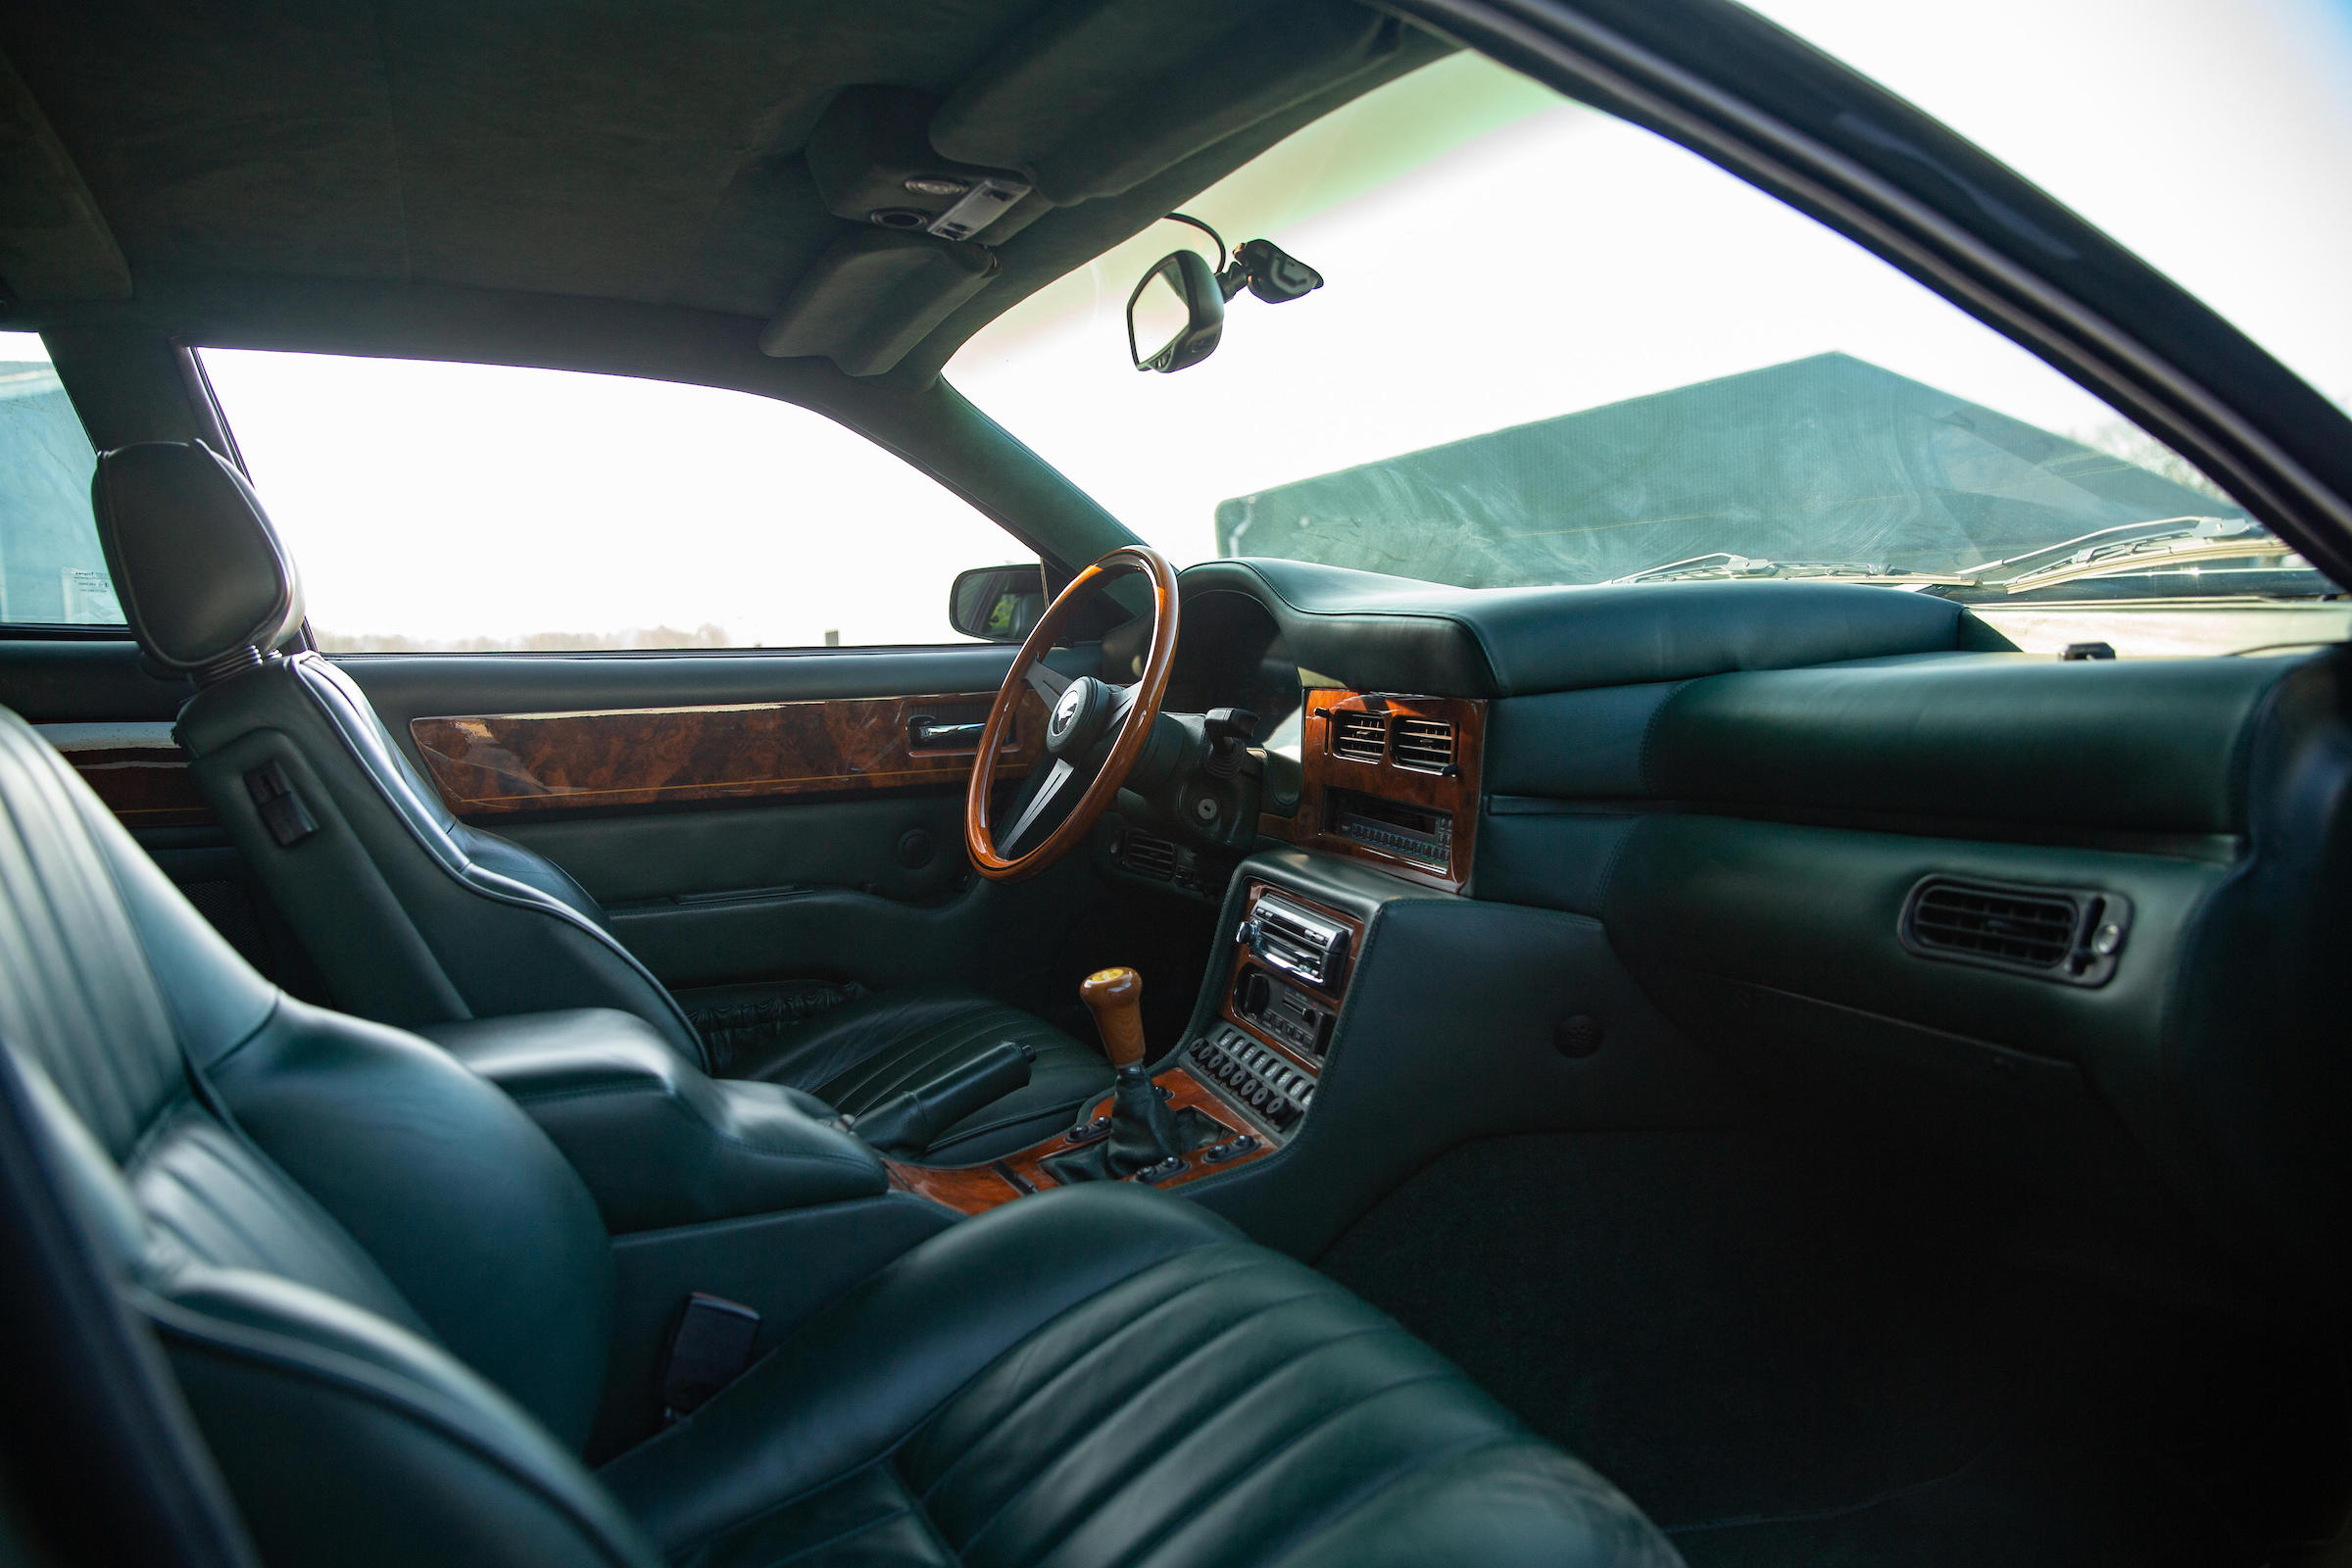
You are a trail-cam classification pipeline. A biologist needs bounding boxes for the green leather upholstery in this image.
[91,440,1113,1159]
[424,1008,894,1235]
[604,1187,1673,1567]
[741,985,1122,1159]
[1187,560,1983,697]
[0,704,1679,1566]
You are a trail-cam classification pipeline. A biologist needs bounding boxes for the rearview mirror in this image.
[949,564,1048,641]
[1127,250,1224,373]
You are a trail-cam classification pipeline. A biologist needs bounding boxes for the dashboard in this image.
[1086,556,2352,1300]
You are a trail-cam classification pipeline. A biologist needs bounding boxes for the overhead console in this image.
[1261,689,1485,890]
[761,1,1439,379]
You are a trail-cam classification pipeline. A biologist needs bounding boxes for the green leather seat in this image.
[0,704,1680,1565]
[88,439,1114,1160]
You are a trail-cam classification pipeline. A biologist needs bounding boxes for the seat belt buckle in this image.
[660,1293,761,1424]
[243,760,318,847]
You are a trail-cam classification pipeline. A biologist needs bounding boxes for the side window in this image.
[197,351,1033,652]
[0,332,120,628]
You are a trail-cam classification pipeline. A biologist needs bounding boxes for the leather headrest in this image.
[91,442,305,676]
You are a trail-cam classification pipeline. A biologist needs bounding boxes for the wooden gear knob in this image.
[1080,965,1148,1068]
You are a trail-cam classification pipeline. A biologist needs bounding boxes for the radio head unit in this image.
[1238,892,1350,992]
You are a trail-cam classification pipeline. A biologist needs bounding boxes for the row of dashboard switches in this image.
[1190,1028,1314,1131]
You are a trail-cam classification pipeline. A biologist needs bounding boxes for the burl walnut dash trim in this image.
[409,690,1047,817]
[884,1067,1272,1214]
[1260,690,1486,890]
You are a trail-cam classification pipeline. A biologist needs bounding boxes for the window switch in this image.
[244,761,318,848]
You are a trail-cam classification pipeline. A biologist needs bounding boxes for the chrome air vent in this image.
[1330,710,1388,763]
[1116,829,1178,881]
[1899,876,2132,986]
[1392,716,1455,773]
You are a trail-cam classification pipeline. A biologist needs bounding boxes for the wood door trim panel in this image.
[40,721,215,828]
[409,690,1046,817]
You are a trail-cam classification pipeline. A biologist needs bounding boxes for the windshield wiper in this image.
[1960,515,2313,594]
[1603,552,1977,588]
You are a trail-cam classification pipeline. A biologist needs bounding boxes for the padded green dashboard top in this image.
[1485,652,2288,838]
[1179,560,1988,698]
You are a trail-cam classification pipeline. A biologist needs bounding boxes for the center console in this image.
[889,875,1367,1213]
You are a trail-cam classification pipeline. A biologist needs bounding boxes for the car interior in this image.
[1,2,2349,1566]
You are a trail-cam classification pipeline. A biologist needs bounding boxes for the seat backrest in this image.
[91,440,706,1066]
[0,704,655,1567]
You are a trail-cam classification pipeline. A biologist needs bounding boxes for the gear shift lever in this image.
[1081,966,1150,1070]
[1058,966,1187,1180]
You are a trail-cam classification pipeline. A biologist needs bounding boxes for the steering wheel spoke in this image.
[996,757,1079,856]
[1024,662,1072,706]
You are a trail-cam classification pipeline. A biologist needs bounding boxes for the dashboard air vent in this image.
[1117,829,1178,881]
[1899,876,2132,986]
[1392,716,1455,772]
[1331,711,1388,763]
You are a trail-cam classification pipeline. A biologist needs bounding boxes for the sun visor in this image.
[759,228,998,376]
[930,0,1401,205]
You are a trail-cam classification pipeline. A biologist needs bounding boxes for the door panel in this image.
[2,637,1152,1030]
[341,644,1110,1013]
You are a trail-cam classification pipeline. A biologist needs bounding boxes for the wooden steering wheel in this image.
[964,544,1180,882]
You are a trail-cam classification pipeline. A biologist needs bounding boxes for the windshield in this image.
[948,52,2348,657]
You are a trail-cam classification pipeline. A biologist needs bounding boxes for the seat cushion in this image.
[734,986,1115,1162]
[601,1184,1676,1567]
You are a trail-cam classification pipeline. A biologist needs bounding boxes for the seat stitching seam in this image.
[899,1252,1272,1493]
[937,1320,1393,1556]
[664,1244,1253,1556]
[959,1357,1455,1566]
[915,1278,1352,1505]
[1248,1431,1524,1568]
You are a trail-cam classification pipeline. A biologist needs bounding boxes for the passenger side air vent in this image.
[1899,876,2132,986]
[1116,829,1178,881]
[1391,716,1455,773]
[1331,711,1388,763]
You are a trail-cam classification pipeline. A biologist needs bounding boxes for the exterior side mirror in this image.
[1127,250,1225,373]
[949,564,1048,641]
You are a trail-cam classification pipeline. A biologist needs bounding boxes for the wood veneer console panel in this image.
[1262,690,1485,890]
[410,690,1046,817]
[41,724,214,827]
[886,1067,1273,1215]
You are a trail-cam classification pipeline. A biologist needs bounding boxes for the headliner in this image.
[0,0,1444,383]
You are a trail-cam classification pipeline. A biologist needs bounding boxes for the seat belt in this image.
[659,1293,761,1424]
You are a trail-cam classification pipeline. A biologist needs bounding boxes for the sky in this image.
[176,0,2352,649]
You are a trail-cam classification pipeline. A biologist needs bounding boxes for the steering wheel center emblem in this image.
[1052,684,1086,734]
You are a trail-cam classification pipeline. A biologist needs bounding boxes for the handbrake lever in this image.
[847,1040,1035,1155]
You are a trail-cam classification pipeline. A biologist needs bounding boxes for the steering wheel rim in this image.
[964,545,1180,882]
